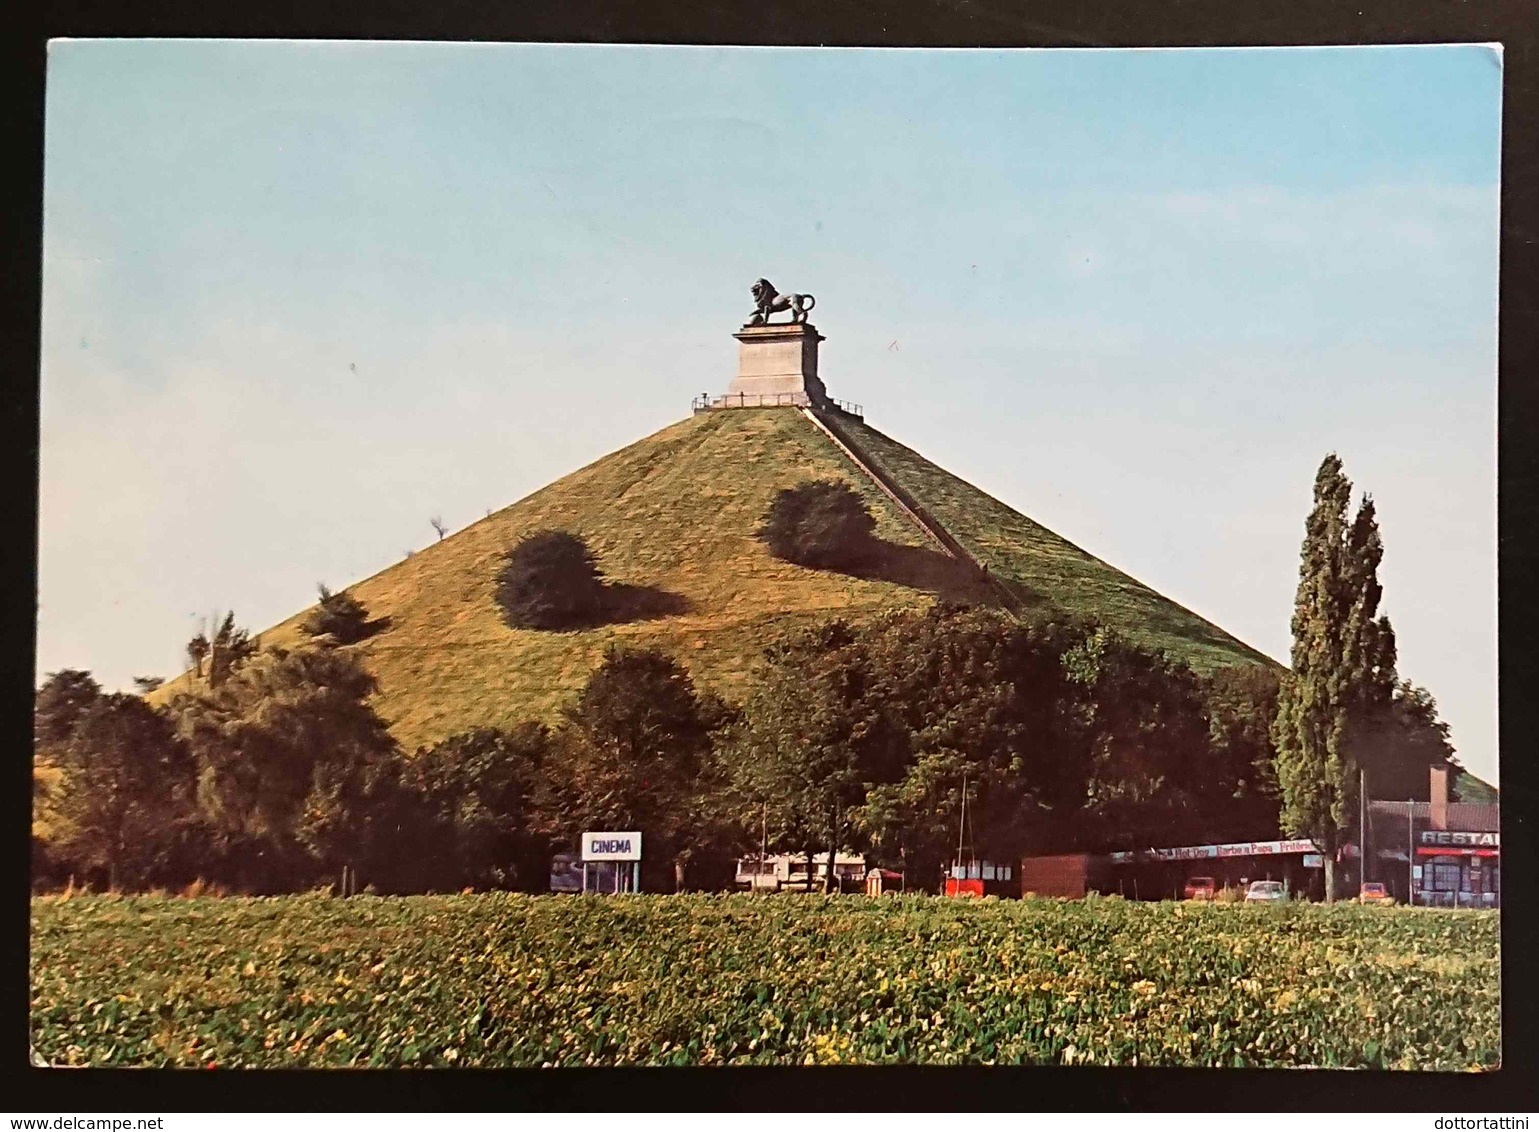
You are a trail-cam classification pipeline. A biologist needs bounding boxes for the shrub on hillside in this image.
[301,584,374,645]
[186,612,258,689]
[759,480,876,570]
[495,530,606,631]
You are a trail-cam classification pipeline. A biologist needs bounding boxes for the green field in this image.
[31,893,1499,1069]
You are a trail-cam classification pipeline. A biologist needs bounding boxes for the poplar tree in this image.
[1271,455,1397,901]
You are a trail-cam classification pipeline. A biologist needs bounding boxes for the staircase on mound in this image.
[799,406,1032,620]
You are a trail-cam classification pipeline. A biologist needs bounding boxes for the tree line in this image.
[31,455,1468,897]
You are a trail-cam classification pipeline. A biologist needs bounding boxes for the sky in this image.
[39,42,1501,783]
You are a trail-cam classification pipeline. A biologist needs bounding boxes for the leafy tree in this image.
[186,633,210,681]
[208,612,258,688]
[34,670,105,885]
[1271,455,1398,900]
[1059,626,1216,851]
[728,607,1269,889]
[301,584,374,645]
[852,607,1070,881]
[187,612,258,688]
[171,646,400,891]
[540,647,731,889]
[395,725,553,892]
[132,675,165,694]
[730,621,907,890]
[1199,665,1284,842]
[495,530,606,631]
[759,480,876,570]
[1354,679,1461,801]
[35,669,103,752]
[1452,769,1498,805]
[49,694,198,889]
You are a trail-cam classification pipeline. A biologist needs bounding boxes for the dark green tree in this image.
[759,480,877,570]
[395,725,553,892]
[171,646,400,891]
[1199,665,1284,842]
[852,607,1067,881]
[186,633,210,682]
[34,669,104,752]
[541,646,731,889]
[1059,625,1216,852]
[33,670,107,888]
[728,607,1261,889]
[49,694,198,889]
[1353,679,1460,801]
[494,530,606,631]
[302,584,374,645]
[188,611,258,689]
[729,621,907,890]
[1271,455,1398,900]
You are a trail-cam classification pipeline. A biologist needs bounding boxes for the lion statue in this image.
[746,278,816,326]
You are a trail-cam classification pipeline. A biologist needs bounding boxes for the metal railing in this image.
[692,392,863,418]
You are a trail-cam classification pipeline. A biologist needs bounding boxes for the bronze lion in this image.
[747,278,816,326]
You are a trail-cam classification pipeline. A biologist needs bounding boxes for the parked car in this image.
[1183,876,1217,901]
[1244,880,1288,904]
[1358,882,1394,905]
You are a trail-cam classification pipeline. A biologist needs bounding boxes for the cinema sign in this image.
[582,831,642,862]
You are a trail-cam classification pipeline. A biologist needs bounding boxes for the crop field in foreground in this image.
[31,893,1499,1069]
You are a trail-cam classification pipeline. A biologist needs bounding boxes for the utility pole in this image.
[1407,800,1414,906]
[760,802,768,894]
[956,770,968,876]
[1359,767,1368,897]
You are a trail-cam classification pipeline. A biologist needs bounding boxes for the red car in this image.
[1358,882,1394,905]
[1183,876,1217,901]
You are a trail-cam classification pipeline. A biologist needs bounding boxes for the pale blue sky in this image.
[40,42,1501,783]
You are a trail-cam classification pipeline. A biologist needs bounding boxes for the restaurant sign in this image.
[1419,830,1498,848]
[1109,838,1319,863]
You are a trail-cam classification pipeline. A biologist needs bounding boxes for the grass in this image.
[151,407,1273,749]
[30,893,1499,1068]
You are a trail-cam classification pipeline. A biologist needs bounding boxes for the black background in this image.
[4,0,1536,1113]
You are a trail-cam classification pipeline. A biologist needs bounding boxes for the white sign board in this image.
[582,831,642,862]
[1419,830,1499,847]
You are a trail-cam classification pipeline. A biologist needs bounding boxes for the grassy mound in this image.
[152,408,1272,748]
[156,410,968,749]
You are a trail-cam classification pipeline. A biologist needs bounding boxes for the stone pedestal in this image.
[727,322,827,405]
